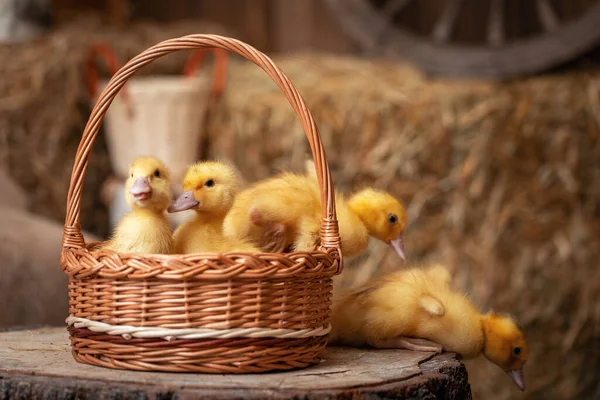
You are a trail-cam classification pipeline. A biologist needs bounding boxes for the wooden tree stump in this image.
[0,328,472,399]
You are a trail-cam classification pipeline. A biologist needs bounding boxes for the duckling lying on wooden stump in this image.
[330,263,528,391]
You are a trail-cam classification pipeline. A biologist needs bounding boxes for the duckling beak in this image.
[388,234,406,263]
[506,368,525,391]
[129,177,152,201]
[168,190,199,213]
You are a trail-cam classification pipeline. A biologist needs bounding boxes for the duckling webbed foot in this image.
[293,217,321,252]
[261,225,287,253]
[369,336,443,354]
[250,207,287,253]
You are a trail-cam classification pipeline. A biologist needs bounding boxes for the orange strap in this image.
[85,43,131,104]
[183,48,229,98]
[85,45,229,114]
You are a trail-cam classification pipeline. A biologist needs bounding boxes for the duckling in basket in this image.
[222,160,407,259]
[329,263,528,391]
[104,156,173,254]
[168,160,260,254]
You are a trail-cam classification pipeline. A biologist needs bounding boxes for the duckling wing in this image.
[426,264,452,288]
[419,295,445,317]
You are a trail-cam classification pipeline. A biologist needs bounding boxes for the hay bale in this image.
[206,54,600,400]
[0,16,232,238]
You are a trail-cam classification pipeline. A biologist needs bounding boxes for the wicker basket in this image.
[61,34,342,373]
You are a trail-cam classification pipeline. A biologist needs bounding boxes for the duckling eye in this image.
[388,214,398,224]
[513,347,521,356]
[205,179,215,187]
[154,169,160,178]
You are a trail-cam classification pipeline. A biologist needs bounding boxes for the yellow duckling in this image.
[223,161,407,259]
[330,263,528,391]
[104,156,173,254]
[168,160,260,253]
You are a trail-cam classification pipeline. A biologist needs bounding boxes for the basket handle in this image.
[62,34,340,255]
[85,43,133,116]
[183,48,229,98]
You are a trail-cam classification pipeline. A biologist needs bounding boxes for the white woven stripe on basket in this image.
[66,315,331,341]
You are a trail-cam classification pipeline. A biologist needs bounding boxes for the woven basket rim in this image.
[61,244,341,280]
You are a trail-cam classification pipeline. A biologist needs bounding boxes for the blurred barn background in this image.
[1,1,600,399]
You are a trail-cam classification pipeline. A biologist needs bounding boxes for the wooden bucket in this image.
[61,34,342,373]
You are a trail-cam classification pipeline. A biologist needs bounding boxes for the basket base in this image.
[68,328,327,373]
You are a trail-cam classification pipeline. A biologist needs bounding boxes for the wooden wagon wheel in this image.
[324,0,600,78]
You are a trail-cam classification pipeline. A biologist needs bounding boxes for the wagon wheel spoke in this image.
[376,0,414,45]
[432,0,464,44]
[325,0,600,79]
[536,0,559,31]
[487,0,505,46]
[381,0,413,18]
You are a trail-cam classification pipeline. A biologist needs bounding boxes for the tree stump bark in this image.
[0,328,472,399]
